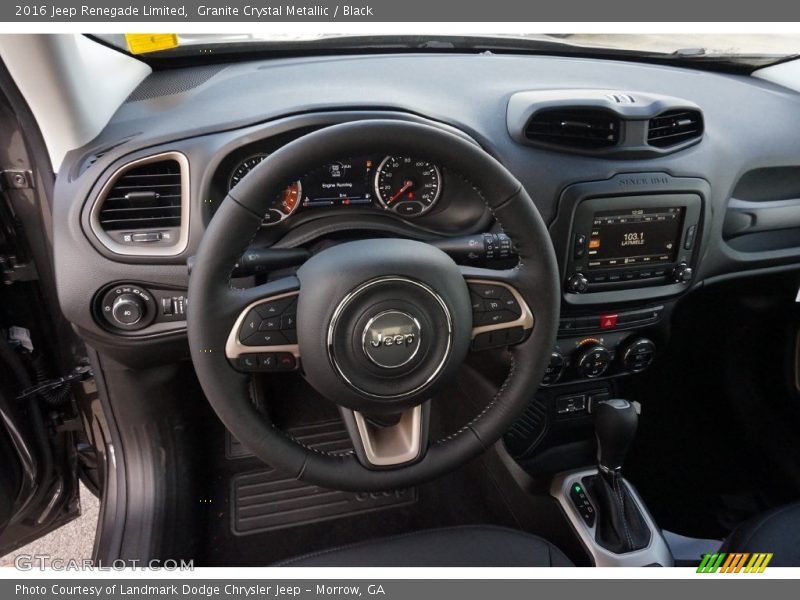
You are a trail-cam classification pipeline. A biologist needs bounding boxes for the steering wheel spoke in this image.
[340,402,430,468]
[460,266,534,351]
[224,277,301,373]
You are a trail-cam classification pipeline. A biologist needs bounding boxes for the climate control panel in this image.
[541,334,657,387]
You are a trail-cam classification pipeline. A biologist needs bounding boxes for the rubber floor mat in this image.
[230,419,417,535]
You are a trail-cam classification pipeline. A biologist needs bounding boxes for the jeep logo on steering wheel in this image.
[362,310,422,369]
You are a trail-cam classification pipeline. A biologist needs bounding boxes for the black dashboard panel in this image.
[52,52,800,356]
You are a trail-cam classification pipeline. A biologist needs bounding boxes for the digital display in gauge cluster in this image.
[227,153,443,225]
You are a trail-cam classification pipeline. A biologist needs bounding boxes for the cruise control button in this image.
[497,289,521,316]
[475,310,517,326]
[470,294,485,312]
[470,284,503,299]
[484,299,503,312]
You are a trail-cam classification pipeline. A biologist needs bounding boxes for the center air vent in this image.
[647,109,703,148]
[525,108,619,149]
[90,152,189,257]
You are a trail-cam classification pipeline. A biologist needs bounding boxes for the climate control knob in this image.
[574,343,612,379]
[566,272,589,294]
[620,337,656,373]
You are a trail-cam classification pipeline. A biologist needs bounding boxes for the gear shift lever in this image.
[594,399,638,477]
[585,399,651,554]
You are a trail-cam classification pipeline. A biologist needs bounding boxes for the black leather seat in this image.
[720,502,800,566]
[274,525,573,567]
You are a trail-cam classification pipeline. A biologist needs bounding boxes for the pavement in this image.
[0,483,99,567]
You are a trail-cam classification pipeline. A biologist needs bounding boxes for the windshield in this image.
[95,33,800,66]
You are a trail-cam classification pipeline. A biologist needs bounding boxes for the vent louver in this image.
[97,159,183,231]
[647,109,703,148]
[525,108,619,149]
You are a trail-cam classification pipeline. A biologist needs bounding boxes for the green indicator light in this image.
[574,485,582,492]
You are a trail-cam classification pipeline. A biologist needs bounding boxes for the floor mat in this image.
[229,420,417,535]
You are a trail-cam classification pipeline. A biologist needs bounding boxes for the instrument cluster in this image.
[226,153,444,226]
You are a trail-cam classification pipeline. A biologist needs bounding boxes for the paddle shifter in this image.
[586,399,651,554]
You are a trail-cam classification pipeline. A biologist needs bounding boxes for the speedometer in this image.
[228,153,301,226]
[374,156,442,217]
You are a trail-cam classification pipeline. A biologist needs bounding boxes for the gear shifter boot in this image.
[585,472,651,554]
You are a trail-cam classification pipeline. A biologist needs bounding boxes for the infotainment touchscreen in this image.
[587,207,684,269]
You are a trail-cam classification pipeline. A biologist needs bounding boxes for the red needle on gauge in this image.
[388,180,414,204]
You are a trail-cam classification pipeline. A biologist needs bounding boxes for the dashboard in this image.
[51,52,800,379]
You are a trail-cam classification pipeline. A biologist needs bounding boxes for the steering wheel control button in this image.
[470,294,485,312]
[474,310,517,326]
[259,317,281,331]
[276,353,297,371]
[361,310,422,369]
[256,297,294,317]
[236,294,299,348]
[259,354,277,370]
[238,355,260,371]
[469,283,502,299]
[240,310,262,338]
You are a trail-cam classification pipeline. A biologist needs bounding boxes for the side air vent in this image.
[647,109,704,148]
[90,152,189,257]
[525,108,620,149]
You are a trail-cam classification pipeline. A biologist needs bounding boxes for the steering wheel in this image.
[188,120,559,492]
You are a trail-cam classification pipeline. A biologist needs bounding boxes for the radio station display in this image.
[587,207,684,269]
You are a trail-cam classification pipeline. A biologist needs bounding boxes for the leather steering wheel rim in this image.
[187,119,560,491]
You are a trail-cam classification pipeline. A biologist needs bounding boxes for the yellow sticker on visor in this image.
[125,34,179,55]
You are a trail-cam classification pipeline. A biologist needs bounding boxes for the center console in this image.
[505,173,709,474]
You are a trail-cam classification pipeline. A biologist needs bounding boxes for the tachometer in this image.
[228,153,302,226]
[228,154,268,190]
[374,156,442,217]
